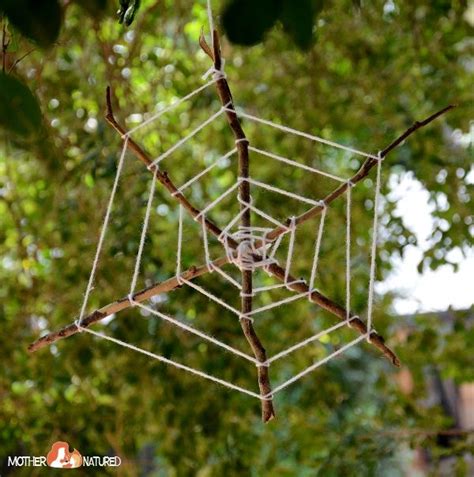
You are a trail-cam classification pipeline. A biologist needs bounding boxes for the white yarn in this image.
[81,326,263,399]
[201,216,213,272]
[243,177,321,206]
[176,204,184,284]
[262,335,367,398]
[181,277,250,321]
[366,155,383,339]
[135,300,259,364]
[249,146,347,183]
[150,105,229,168]
[253,279,305,294]
[212,265,242,290]
[237,198,289,230]
[125,79,219,138]
[129,168,157,297]
[76,137,129,328]
[202,59,226,82]
[265,316,359,365]
[346,182,353,322]
[194,179,242,221]
[284,217,297,287]
[225,107,379,160]
[172,147,237,197]
[246,291,311,317]
[308,205,327,292]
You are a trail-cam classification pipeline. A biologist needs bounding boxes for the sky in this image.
[380,143,473,315]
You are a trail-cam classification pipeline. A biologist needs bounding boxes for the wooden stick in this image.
[27,257,230,353]
[28,252,400,366]
[105,87,238,249]
[207,31,275,422]
[265,262,400,366]
[263,104,456,243]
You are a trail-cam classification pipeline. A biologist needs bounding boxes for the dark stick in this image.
[28,257,230,353]
[264,104,456,243]
[265,262,400,366]
[207,31,275,422]
[105,87,238,249]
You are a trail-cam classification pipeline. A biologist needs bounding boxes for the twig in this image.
[28,257,230,353]
[204,31,275,422]
[265,262,400,366]
[263,104,456,243]
[28,253,400,365]
[8,48,36,73]
[105,87,238,249]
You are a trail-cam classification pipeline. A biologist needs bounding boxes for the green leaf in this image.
[0,0,62,48]
[74,0,109,17]
[0,73,42,137]
[222,0,282,46]
[279,0,323,50]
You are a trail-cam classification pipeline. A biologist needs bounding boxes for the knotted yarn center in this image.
[233,238,263,271]
[220,228,276,272]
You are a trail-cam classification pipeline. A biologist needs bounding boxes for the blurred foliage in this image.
[0,72,42,137]
[0,0,473,475]
[0,0,62,48]
[222,0,325,48]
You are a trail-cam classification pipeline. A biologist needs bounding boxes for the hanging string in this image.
[224,107,379,160]
[81,326,263,399]
[308,204,327,292]
[207,0,215,51]
[176,204,184,284]
[346,183,353,322]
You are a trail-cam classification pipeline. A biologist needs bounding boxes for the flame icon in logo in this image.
[46,441,82,469]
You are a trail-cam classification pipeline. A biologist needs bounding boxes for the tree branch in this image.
[265,262,400,366]
[105,86,238,249]
[206,31,275,422]
[263,104,456,243]
[28,257,230,353]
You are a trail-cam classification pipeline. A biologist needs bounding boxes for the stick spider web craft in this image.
[29,16,454,422]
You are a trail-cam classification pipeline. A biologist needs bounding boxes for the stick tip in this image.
[263,409,276,423]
